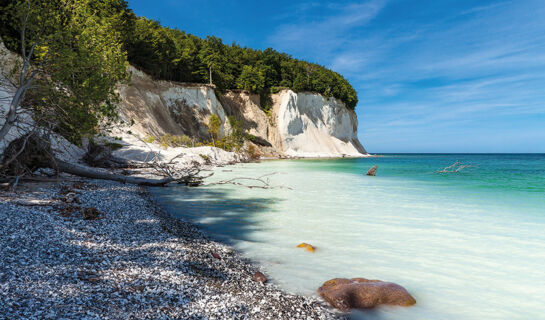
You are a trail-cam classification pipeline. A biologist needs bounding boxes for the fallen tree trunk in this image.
[55,160,174,186]
[1,134,175,187]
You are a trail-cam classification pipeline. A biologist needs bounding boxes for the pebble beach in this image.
[0,178,343,319]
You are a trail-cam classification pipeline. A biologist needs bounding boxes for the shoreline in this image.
[0,175,344,319]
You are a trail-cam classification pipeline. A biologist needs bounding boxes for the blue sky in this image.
[128,0,545,153]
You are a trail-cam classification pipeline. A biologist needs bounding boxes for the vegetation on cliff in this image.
[124,17,358,109]
[0,0,358,110]
[0,0,129,144]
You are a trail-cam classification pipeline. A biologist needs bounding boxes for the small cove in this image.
[150,154,545,320]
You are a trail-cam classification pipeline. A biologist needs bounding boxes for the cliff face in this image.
[274,90,366,157]
[118,67,366,157]
[118,67,231,141]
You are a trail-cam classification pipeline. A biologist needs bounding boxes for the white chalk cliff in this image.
[117,67,231,140]
[274,90,366,157]
[118,67,366,158]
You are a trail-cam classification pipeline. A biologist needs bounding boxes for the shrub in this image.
[207,114,221,141]
[159,134,193,148]
[247,144,261,161]
[143,135,156,143]
[104,142,124,151]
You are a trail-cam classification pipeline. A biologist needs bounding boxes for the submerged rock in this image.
[317,278,416,311]
[366,165,378,176]
[296,243,316,252]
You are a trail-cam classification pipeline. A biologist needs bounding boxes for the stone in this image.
[58,205,80,217]
[296,243,316,252]
[253,271,267,283]
[64,192,80,204]
[317,278,416,311]
[82,207,102,220]
[366,165,378,176]
[211,252,221,260]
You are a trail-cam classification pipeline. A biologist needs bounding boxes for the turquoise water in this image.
[150,154,545,319]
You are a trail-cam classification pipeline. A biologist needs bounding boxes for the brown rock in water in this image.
[296,243,316,252]
[82,207,102,220]
[317,278,416,311]
[253,271,267,283]
[366,165,378,176]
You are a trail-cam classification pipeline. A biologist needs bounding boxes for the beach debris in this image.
[366,165,378,176]
[82,207,103,220]
[14,199,55,207]
[33,168,56,177]
[57,205,80,217]
[253,271,267,283]
[206,172,292,190]
[58,185,74,195]
[1,134,176,187]
[71,182,87,190]
[318,277,416,311]
[437,161,475,173]
[297,243,316,253]
[63,192,80,204]
[211,252,222,260]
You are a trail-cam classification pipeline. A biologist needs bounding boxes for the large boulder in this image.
[317,278,416,311]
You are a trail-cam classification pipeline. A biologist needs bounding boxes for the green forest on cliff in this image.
[0,0,358,110]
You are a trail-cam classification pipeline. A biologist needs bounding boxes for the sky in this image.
[127,0,545,153]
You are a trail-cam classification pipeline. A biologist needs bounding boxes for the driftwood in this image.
[1,134,176,187]
[1,134,286,189]
[205,172,291,189]
[55,160,174,186]
[366,165,378,176]
[15,199,56,206]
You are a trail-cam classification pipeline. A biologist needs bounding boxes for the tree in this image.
[207,114,221,146]
[236,65,265,92]
[198,36,224,85]
[0,0,129,145]
[1,0,360,114]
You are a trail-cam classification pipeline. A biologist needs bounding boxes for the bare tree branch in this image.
[0,130,35,170]
[205,172,291,189]
[437,161,476,173]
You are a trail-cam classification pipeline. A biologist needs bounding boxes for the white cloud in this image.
[267,0,387,57]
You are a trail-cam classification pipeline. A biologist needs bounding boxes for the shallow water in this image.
[150,154,545,319]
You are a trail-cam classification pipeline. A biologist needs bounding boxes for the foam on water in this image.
[151,154,545,319]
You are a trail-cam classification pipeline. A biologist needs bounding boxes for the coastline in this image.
[260,153,376,161]
[0,176,344,319]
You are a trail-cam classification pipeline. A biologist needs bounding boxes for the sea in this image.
[150,154,545,320]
